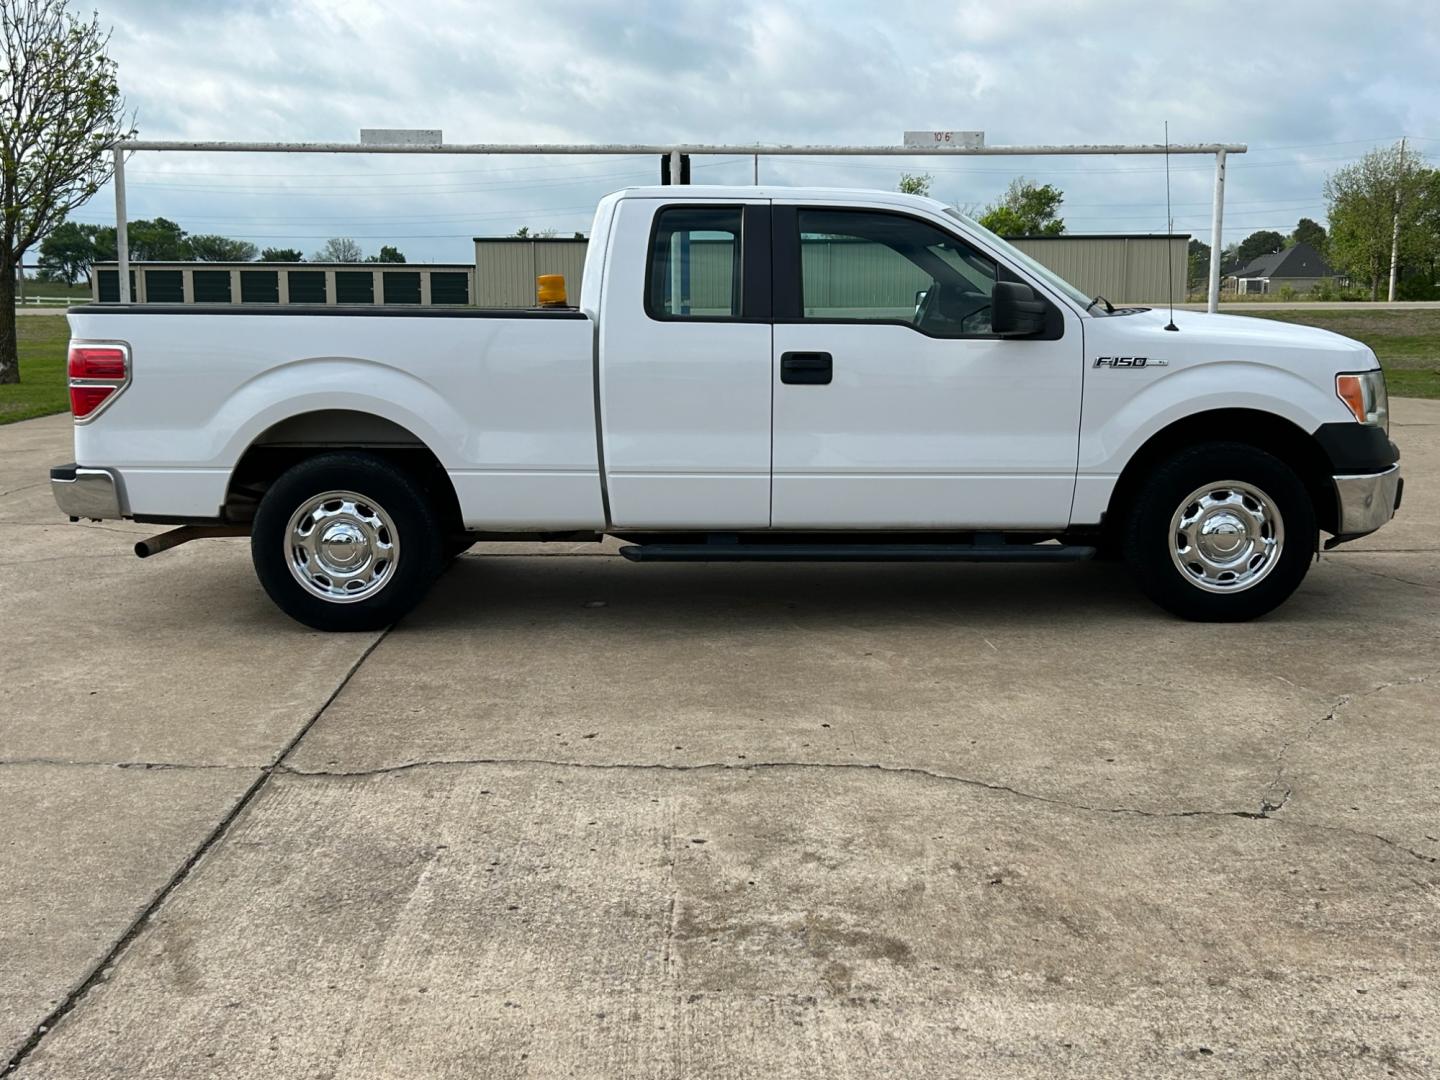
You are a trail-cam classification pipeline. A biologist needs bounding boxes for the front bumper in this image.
[51,463,125,520]
[1331,463,1402,541]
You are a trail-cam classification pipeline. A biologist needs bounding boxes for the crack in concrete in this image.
[1260,668,1438,826]
[0,758,253,771]
[0,630,390,1077]
[1329,559,1440,592]
[276,755,1438,866]
[0,481,45,499]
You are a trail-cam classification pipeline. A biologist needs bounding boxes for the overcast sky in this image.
[76,0,1439,262]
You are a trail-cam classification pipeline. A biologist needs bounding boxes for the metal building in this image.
[474,234,1189,307]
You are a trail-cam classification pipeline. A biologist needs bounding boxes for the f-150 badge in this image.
[1094,356,1168,368]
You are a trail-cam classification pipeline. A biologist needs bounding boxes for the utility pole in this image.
[1387,137,1405,303]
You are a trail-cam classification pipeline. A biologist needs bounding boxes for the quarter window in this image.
[647,207,742,319]
[797,209,998,336]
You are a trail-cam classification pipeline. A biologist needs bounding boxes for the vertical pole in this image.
[753,153,758,185]
[667,149,682,186]
[113,146,130,304]
[1387,137,1405,303]
[1207,149,1226,314]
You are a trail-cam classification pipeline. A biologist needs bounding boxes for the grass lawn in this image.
[1241,308,1440,400]
[0,314,69,425]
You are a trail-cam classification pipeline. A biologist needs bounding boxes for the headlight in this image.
[1336,370,1389,432]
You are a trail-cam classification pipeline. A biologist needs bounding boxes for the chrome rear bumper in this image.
[51,463,124,520]
[1332,464,1402,539]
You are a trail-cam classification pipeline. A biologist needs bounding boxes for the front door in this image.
[769,205,1083,529]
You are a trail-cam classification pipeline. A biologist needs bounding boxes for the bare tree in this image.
[312,237,364,262]
[0,0,133,384]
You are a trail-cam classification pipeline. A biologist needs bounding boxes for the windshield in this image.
[942,207,1093,309]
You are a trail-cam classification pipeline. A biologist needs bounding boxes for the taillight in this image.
[68,344,129,420]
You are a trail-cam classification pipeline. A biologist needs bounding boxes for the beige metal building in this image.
[474,234,1188,307]
[89,234,1187,310]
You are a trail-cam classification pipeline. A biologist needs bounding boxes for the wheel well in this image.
[223,410,463,532]
[1104,409,1338,537]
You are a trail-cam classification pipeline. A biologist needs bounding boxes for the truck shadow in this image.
[402,552,1345,635]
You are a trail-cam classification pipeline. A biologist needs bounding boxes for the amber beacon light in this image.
[536,274,568,307]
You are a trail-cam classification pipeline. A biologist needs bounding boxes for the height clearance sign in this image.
[902,131,984,149]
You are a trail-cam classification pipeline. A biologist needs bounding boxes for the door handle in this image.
[780,351,833,385]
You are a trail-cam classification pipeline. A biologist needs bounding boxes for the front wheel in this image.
[251,452,443,631]
[1123,442,1317,621]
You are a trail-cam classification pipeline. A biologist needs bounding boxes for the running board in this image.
[618,543,1096,563]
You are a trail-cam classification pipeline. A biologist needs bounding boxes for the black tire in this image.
[1122,442,1317,621]
[251,452,443,631]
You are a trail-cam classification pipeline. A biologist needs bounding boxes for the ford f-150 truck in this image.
[51,186,1403,630]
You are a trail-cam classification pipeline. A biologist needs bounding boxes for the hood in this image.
[1096,307,1375,360]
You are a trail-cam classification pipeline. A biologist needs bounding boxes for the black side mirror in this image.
[991,281,1046,337]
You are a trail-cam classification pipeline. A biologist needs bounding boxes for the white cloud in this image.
[80,0,1438,261]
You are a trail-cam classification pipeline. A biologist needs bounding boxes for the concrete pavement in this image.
[2,403,1437,1078]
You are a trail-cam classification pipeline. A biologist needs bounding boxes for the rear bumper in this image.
[1331,464,1402,541]
[51,463,125,520]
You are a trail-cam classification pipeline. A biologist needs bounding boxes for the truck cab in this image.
[52,186,1403,629]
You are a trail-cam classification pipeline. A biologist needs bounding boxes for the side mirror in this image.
[991,281,1046,337]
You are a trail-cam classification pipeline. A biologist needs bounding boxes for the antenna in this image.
[1163,121,1179,331]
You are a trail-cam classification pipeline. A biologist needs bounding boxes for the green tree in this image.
[0,0,134,384]
[511,225,530,239]
[258,246,302,262]
[1186,238,1210,290]
[897,172,933,197]
[126,216,187,260]
[1290,217,1328,255]
[1325,142,1430,300]
[365,244,404,263]
[184,234,257,262]
[1234,230,1286,268]
[311,237,363,262]
[977,178,1065,236]
[37,219,96,283]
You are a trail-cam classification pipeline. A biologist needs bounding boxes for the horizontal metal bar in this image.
[114,140,1247,156]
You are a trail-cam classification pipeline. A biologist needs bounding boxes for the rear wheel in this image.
[251,452,443,631]
[1123,442,1316,621]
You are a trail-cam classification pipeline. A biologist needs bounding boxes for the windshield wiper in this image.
[1086,295,1115,315]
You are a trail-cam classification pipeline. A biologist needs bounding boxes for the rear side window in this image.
[646,206,742,319]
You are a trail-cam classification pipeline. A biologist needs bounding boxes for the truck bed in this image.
[66,303,606,530]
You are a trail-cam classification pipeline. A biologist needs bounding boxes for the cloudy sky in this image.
[77,0,1439,262]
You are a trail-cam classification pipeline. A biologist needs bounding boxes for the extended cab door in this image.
[598,197,773,527]
[769,204,1083,529]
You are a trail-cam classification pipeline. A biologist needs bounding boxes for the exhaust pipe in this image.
[134,524,249,558]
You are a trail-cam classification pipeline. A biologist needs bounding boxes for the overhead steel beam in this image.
[106,139,1247,309]
[112,140,1246,156]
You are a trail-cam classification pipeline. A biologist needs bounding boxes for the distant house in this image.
[1225,242,1337,295]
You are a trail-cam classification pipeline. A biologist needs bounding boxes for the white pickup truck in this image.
[52,186,1402,630]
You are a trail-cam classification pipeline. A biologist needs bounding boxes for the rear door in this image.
[598,197,773,527]
[769,204,1083,529]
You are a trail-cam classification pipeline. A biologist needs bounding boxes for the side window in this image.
[646,206,742,319]
[797,209,998,337]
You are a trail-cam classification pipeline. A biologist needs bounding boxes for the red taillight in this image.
[68,345,128,380]
[70,384,117,418]
[67,344,128,420]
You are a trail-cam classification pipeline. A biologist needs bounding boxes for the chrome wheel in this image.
[285,490,400,604]
[1169,480,1284,593]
